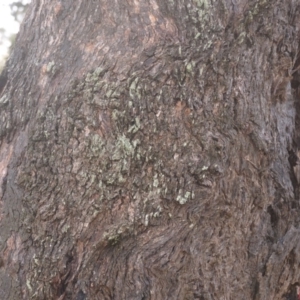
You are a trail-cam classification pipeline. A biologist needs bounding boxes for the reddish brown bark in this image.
[0,0,300,299]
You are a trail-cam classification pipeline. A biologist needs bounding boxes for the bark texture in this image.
[1,0,300,299]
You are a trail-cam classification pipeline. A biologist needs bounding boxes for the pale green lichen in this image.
[153,205,162,218]
[106,89,113,98]
[176,190,192,205]
[104,232,120,245]
[46,61,57,75]
[144,205,162,226]
[90,134,105,155]
[153,173,159,188]
[128,117,141,133]
[61,224,70,233]
[94,66,105,77]
[129,77,139,99]
[103,223,132,245]
[196,0,209,9]
[186,62,194,73]
[85,70,100,84]
[116,134,135,156]
[26,279,33,291]
[237,32,246,44]
[144,214,150,226]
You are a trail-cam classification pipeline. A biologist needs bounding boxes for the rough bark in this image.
[1,0,300,299]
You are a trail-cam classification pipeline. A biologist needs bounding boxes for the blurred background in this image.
[0,0,31,71]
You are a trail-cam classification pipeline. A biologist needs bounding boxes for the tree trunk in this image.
[1,0,300,299]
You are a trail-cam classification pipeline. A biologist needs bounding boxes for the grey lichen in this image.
[176,190,192,205]
[46,61,58,76]
[116,134,135,157]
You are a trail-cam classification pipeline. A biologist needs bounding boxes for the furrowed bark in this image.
[0,0,300,299]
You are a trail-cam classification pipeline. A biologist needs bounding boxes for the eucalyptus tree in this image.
[0,0,300,299]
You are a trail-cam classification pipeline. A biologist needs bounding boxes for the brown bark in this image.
[0,0,300,299]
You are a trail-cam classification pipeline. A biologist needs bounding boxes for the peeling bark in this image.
[1,0,300,299]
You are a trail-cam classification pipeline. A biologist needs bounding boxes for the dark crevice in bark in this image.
[288,148,299,202]
[267,205,279,229]
[76,290,86,300]
[283,283,299,300]
[252,279,260,300]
